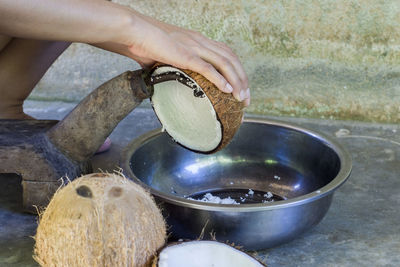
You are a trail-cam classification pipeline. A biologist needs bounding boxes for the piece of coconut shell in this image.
[151,240,266,267]
[149,64,245,153]
[33,172,166,267]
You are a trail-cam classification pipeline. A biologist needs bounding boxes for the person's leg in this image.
[0,35,112,152]
[0,36,70,119]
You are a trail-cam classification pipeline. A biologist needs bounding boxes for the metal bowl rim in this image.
[120,117,352,212]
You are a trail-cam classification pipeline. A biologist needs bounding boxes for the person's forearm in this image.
[0,0,135,44]
[0,0,250,102]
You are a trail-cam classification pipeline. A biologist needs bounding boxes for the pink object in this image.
[95,137,111,154]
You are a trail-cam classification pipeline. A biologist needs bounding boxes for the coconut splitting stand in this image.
[0,68,192,213]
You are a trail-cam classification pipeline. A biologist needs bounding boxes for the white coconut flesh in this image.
[151,67,222,152]
[157,241,264,267]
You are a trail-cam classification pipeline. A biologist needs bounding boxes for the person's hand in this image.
[95,13,250,106]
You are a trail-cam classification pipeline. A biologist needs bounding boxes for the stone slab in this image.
[0,101,399,266]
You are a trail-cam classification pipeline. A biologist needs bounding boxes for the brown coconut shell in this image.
[150,64,245,153]
[34,172,166,267]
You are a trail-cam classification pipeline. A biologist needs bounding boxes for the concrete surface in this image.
[0,100,399,266]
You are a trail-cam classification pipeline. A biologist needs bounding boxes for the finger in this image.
[207,42,249,91]
[183,54,234,94]
[209,41,248,88]
[137,58,155,68]
[244,97,250,107]
[244,87,251,104]
[129,55,155,68]
[189,33,249,89]
[192,45,246,102]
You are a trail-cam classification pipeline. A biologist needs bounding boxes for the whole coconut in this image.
[34,173,166,267]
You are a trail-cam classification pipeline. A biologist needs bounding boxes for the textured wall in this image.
[30,0,400,122]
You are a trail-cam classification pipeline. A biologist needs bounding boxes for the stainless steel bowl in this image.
[121,118,352,250]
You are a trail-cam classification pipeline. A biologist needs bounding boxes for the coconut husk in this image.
[150,64,245,153]
[182,69,245,152]
[33,172,166,267]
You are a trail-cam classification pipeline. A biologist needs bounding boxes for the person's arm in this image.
[0,0,129,43]
[0,0,250,105]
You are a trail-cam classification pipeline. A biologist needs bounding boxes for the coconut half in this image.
[153,241,265,267]
[150,65,244,153]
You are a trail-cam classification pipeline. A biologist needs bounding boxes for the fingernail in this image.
[246,88,250,98]
[233,93,241,102]
[239,90,246,101]
[224,83,233,93]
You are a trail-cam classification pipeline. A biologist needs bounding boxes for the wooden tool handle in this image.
[46,69,150,163]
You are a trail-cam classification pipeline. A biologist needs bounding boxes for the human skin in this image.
[0,0,250,119]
